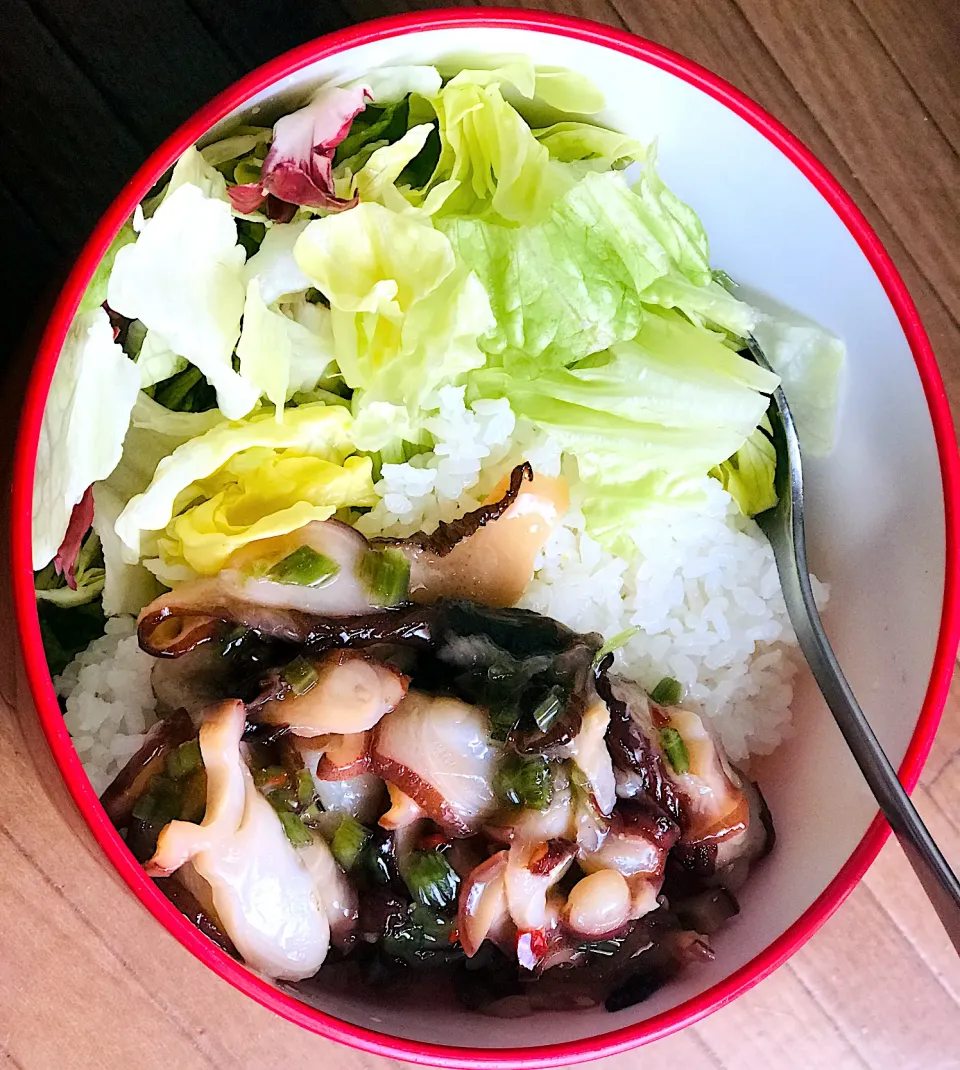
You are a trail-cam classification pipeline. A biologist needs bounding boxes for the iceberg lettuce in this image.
[114,402,366,570]
[107,182,258,419]
[33,307,141,569]
[294,202,493,450]
[236,278,335,416]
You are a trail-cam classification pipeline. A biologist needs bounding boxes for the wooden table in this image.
[2,1,959,1067]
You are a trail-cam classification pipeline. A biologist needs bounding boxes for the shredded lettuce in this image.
[33,307,141,570]
[78,223,136,314]
[294,202,493,450]
[107,182,257,420]
[165,145,229,204]
[136,330,186,388]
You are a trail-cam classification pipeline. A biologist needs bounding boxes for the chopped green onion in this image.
[300,802,323,826]
[282,655,319,697]
[295,768,316,808]
[494,753,554,811]
[651,676,683,707]
[164,739,202,781]
[267,787,298,814]
[531,686,565,733]
[278,810,314,848]
[253,765,289,792]
[359,548,410,606]
[331,815,370,871]
[268,545,340,587]
[659,726,690,774]
[593,626,641,667]
[401,849,460,909]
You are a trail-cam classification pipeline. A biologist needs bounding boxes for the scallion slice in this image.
[267,545,340,587]
[494,753,554,811]
[359,547,410,606]
[331,815,370,871]
[401,849,460,909]
[295,767,316,807]
[278,810,313,848]
[650,676,683,707]
[659,726,690,774]
[282,655,319,697]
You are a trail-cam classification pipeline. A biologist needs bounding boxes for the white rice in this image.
[58,386,824,788]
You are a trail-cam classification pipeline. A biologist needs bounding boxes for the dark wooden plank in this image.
[850,0,960,158]
[25,0,240,148]
[184,0,351,73]
[0,0,145,249]
[733,0,960,330]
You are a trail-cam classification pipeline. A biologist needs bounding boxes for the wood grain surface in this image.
[2,1,959,1067]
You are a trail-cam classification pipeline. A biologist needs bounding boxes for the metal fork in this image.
[747,336,960,952]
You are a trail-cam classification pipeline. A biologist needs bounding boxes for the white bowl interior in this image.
[194,24,945,1050]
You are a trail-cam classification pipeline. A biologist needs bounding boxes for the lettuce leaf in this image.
[159,451,375,575]
[78,223,136,314]
[534,122,644,170]
[242,219,312,304]
[294,202,493,450]
[236,278,335,416]
[422,65,576,225]
[709,418,778,516]
[136,330,186,388]
[441,168,758,367]
[93,393,226,613]
[471,310,778,485]
[107,182,258,420]
[165,145,229,203]
[33,307,141,569]
[114,402,360,565]
[751,307,845,455]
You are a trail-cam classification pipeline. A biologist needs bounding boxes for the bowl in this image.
[11,8,960,1066]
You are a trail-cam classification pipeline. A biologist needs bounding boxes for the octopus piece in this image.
[378,783,426,830]
[137,465,567,658]
[505,839,576,934]
[371,691,500,837]
[579,802,680,920]
[295,739,384,823]
[138,520,375,655]
[600,673,771,881]
[254,650,408,737]
[375,463,569,608]
[144,699,331,981]
[457,849,512,958]
[99,708,194,826]
[562,870,633,941]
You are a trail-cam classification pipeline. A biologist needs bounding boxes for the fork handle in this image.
[777,548,960,953]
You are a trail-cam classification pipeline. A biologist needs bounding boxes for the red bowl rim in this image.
[10,7,960,1067]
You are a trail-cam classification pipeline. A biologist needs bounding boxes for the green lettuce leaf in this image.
[441,168,758,367]
[294,202,493,451]
[236,278,335,415]
[78,223,136,314]
[534,122,644,170]
[33,307,141,569]
[709,418,778,516]
[107,182,257,420]
[471,309,778,486]
[113,402,363,568]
